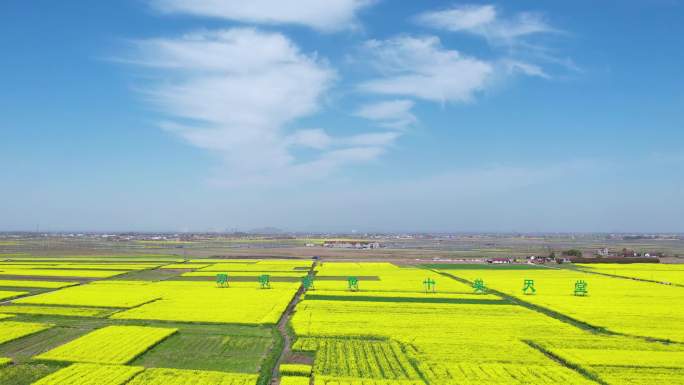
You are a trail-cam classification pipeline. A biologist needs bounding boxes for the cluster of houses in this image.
[598,248,662,258]
[483,248,665,265]
[321,240,383,249]
[485,256,571,265]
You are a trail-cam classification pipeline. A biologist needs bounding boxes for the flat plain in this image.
[0,252,683,385]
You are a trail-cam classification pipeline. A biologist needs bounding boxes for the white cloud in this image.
[415,4,553,45]
[358,36,494,103]
[502,60,549,79]
[355,100,416,129]
[128,28,397,185]
[356,6,564,105]
[417,4,497,32]
[287,129,332,150]
[415,5,579,78]
[285,129,401,150]
[260,159,608,232]
[151,0,375,31]
[250,146,388,186]
[343,132,401,147]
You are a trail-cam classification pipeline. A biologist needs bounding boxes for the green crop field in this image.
[1,256,683,384]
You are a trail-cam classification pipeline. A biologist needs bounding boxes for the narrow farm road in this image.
[270,260,316,385]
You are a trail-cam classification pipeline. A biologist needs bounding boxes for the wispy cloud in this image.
[126,28,398,185]
[286,129,332,150]
[354,99,417,129]
[417,4,497,32]
[502,60,550,79]
[150,0,375,32]
[342,132,402,147]
[275,159,608,232]
[415,4,554,46]
[414,4,576,77]
[351,31,558,146]
[358,36,494,103]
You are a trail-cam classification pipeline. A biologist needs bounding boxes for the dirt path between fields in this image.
[270,261,316,385]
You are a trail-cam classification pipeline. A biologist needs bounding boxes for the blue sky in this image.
[1,0,683,233]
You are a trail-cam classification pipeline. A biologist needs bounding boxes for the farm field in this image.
[576,263,684,285]
[533,335,684,384]
[0,263,163,270]
[31,363,144,385]
[109,282,299,324]
[290,262,684,385]
[0,281,78,289]
[434,264,684,342]
[0,255,683,385]
[311,262,473,293]
[0,321,52,345]
[183,271,308,278]
[0,268,129,278]
[127,368,259,385]
[35,325,177,364]
[0,291,29,301]
[0,255,306,385]
[0,305,114,317]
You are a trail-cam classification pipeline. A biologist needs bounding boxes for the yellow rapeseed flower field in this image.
[0,268,127,278]
[312,263,472,293]
[533,334,684,383]
[15,281,161,308]
[183,271,307,277]
[291,262,684,385]
[437,266,684,342]
[0,321,52,345]
[0,290,28,301]
[30,363,144,385]
[110,281,300,324]
[577,263,684,285]
[0,305,112,317]
[291,298,593,384]
[125,368,258,385]
[0,280,78,289]
[280,376,311,385]
[279,364,312,376]
[6,258,684,385]
[199,261,312,272]
[36,325,177,364]
[0,262,162,270]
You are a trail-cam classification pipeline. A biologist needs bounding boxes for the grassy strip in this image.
[0,362,66,385]
[257,280,305,385]
[131,330,272,373]
[258,327,283,385]
[524,340,608,385]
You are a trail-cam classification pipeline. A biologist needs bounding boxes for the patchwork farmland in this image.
[0,256,683,385]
